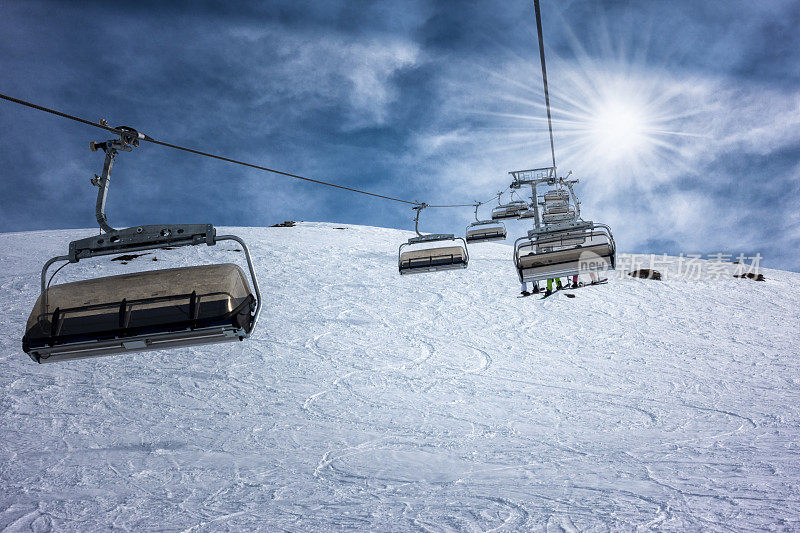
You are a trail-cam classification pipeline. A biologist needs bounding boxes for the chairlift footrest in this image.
[69,224,217,261]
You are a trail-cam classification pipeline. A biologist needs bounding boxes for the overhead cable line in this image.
[533,0,557,171]
[0,92,481,209]
[427,202,477,208]
[427,187,508,209]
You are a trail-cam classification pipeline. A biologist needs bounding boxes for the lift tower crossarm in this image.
[508,166,557,187]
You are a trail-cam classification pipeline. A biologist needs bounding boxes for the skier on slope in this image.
[568,272,600,289]
[520,280,540,296]
[545,277,563,296]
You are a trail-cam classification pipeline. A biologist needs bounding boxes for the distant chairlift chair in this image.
[22,128,262,363]
[541,188,576,225]
[399,204,469,274]
[465,202,506,244]
[491,191,529,221]
[517,204,538,220]
[511,189,538,220]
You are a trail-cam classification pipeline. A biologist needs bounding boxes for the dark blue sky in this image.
[1,0,798,270]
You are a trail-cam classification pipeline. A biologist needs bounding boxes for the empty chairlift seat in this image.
[466,222,506,243]
[491,201,528,220]
[21,131,263,364]
[543,189,570,202]
[514,226,616,283]
[542,206,576,224]
[399,235,468,274]
[23,263,257,363]
[466,202,507,243]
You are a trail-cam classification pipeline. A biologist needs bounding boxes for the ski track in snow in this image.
[1,223,799,531]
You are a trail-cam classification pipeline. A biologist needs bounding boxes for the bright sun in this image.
[479,60,697,179]
[543,70,691,174]
[588,99,649,158]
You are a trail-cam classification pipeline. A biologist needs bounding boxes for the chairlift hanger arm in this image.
[412,203,427,237]
[563,179,581,219]
[469,191,499,218]
[90,130,141,234]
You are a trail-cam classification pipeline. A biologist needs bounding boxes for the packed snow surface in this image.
[1,222,799,531]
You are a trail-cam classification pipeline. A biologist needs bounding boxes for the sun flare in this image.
[588,98,650,159]
[536,67,698,179]
[471,37,704,187]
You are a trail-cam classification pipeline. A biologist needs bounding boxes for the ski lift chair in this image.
[513,223,616,283]
[541,187,576,224]
[22,129,262,363]
[542,206,576,224]
[466,223,506,243]
[491,192,529,220]
[543,189,570,202]
[491,202,527,220]
[465,203,506,243]
[400,204,468,274]
[543,201,569,213]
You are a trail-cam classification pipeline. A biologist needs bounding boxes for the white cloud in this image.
[706,88,800,156]
[230,25,419,130]
[342,40,419,128]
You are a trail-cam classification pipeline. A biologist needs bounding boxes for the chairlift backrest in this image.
[542,209,576,224]
[544,204,569,215]
[534,229,587,249]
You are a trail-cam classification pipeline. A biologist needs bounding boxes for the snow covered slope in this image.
[1,222,799,531]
